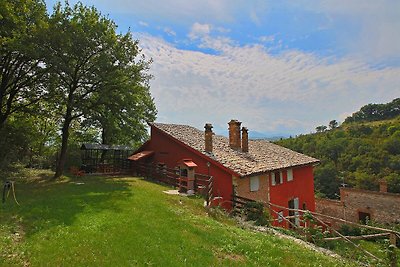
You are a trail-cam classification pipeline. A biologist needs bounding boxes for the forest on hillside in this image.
[276,98,400,198]
[0,1,156,178]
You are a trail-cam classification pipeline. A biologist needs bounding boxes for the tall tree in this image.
[0,0,48,130]
[42,3,155,178]
[84,32,156,147]
[316,125,327,133]
[328,120,338,130]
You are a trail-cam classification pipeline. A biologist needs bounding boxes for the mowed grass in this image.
[1,171,349,266]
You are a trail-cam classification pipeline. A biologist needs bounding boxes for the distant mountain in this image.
[250,133,289,141]
[214,128,289,140]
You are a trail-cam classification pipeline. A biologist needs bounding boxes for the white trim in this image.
[271,172,276,186]
[294,197,300,226]
[287,169,293,181]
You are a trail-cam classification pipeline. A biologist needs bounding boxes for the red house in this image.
[130,120,319,227]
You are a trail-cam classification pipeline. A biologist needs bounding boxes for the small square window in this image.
[250,176,259,191]
[287,169,293,181]
[271,171,283,185]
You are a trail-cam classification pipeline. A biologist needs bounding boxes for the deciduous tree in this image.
[42,3,155,178]
[0,0,48,130]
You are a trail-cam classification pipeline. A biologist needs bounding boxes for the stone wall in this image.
[315,198,344,228]
[316,187,400,226]
[233,174,269,203]
[340,188,400,225]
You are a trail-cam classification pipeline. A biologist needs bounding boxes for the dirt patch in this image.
[215,250,245,263]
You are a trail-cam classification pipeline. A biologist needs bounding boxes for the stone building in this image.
[316,180,400,227]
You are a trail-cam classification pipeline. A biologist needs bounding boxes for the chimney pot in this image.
[204,123,213,153]
[379,179,388,193]
[241,127,248,152]
[228,119,241,150]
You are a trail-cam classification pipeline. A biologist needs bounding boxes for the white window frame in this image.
[250,176,260,192]
[287,169,293,182]
[294,197,300,226]
[271,172,276,186]
[271,171,283,186]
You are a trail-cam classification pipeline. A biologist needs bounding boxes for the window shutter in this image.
[271,172,276,186]
[279,171,283,184]
[287,169,293,181]
[250,176,259,191]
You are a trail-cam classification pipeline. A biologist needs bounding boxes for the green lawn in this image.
[1,171,350,266]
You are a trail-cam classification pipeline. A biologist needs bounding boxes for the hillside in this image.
[0,170,350,266]
[276,99,400,198]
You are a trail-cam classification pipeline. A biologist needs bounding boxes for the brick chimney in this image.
[241,127,248,152]
[379,179,388,193]
[204,123,213,153]
[228,119,241,150]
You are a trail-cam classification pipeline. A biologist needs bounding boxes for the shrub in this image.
[243,201,270,226]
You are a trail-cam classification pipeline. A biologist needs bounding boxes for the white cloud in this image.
[297,0,400,63]
[259,35,275,43]
[188,23,212,40]
[163,27,176,36]
[138,21,148,27]
[139,34,400,134]
[187,22,234,52]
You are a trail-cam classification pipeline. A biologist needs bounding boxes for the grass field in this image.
[0,170,352,266]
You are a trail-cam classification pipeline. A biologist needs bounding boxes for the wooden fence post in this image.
[390,233,397,247]
[388,244,397,267]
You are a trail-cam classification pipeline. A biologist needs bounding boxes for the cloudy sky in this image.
[45,0,400,137]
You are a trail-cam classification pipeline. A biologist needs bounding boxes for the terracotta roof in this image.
[151,123,319,177]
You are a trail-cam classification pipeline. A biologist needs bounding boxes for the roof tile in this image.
[152,123,319,177]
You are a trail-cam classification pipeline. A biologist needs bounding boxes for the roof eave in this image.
[152,125,240,177]
[240,160,320,178]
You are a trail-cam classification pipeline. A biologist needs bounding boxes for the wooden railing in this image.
[231,194,255,214]
[134,162,179,186]
[195,173,213,206]
[231,193,400,263]
[133,162,213,205]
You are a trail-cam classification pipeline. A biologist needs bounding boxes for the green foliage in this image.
[0,1,157,177]
[243,201,270,226]
[344,98,400,123]
[329,120,338,130]
[316,125,327,133]
[0,0,48,129]
[276,100,400,197]
[338,224,362,236]
[314,163,340,198]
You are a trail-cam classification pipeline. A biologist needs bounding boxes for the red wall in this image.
[269,165,316,227]
[141,126,234,208]
[138,126,316,220]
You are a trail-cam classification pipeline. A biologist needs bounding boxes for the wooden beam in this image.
[266,201,400,236]
[323,233,390,241]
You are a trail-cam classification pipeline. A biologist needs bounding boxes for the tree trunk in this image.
[100,126,109,162]
[0,112,7,132]
[53,115,72,179]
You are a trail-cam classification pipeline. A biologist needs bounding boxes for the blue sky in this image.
[44,0,400,137]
